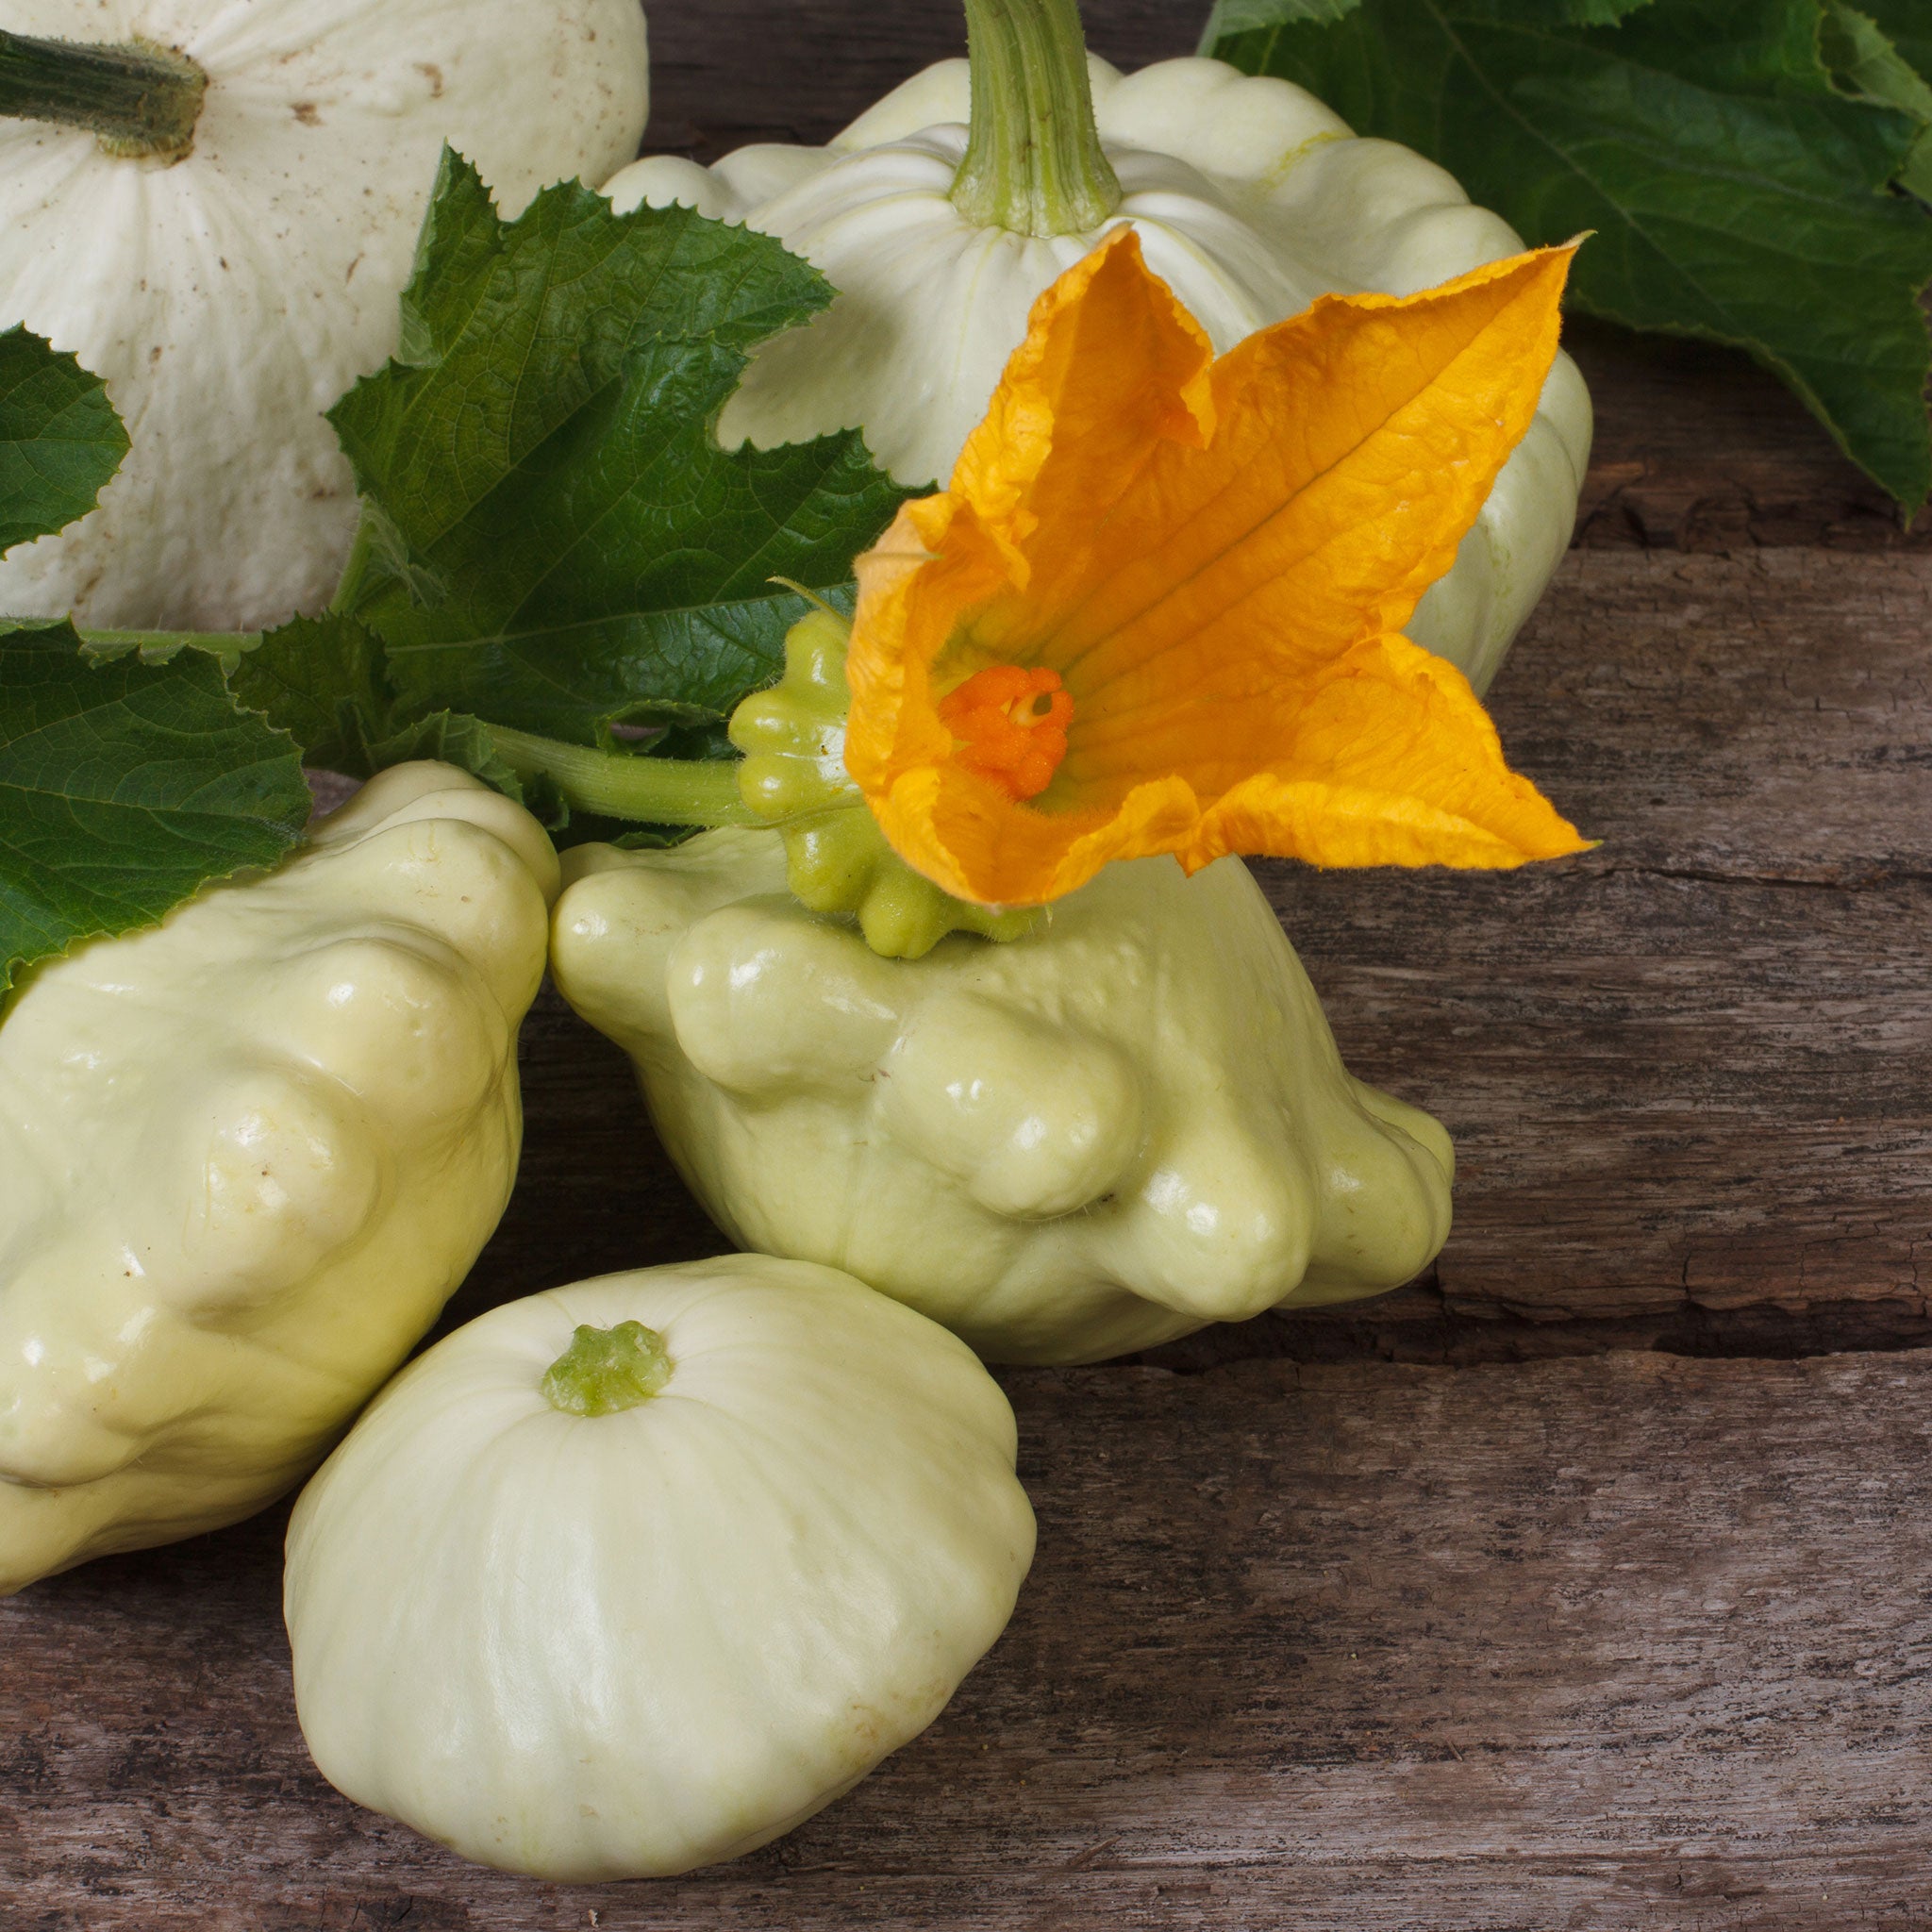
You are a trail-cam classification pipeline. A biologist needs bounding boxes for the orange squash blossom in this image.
[841,228,1591,909]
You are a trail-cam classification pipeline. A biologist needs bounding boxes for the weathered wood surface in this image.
[1569,320,1925,556]
[641,0,1196,157]
[1257,547,1932,1360]
[448,543,1932,1366]
[8,1350,1931,1928]
[10,2,1932,1924]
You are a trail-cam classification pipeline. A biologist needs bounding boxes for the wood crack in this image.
[1590,861,1932,893]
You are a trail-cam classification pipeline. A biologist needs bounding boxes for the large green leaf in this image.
[0,327,129,554]
[1204,0,1650,38]
[1825,2,1932,202]
[1,625,309,994]
[1857,0,1932,91]
[1213,0,1932,511]
[328,151,910,749]
[1200,0,1363,42]
[227,613,392,777]
[231,611,559,821]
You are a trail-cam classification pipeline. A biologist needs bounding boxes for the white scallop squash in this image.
[607,2,1587,696]
[0,764,559,1595]
[285,1257,1035,1879]
[0,0,650,631]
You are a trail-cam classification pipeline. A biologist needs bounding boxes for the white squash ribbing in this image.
[0,0,650,631]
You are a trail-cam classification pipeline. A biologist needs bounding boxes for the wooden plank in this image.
[6,1349,1930,1926]
[641,0,1194,157]
[437,547,1932,1361]
[1257,548,1932,1354]
[1567,320,1922,556]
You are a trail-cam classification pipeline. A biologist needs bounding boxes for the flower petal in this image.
[947,226,1216,590]
[870,634,1588,905]
[1011,243,1582,708]
[1177,634,1591,873]
[845,234,1588,910]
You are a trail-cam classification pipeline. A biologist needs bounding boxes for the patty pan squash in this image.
[284,1256,1035,1879]
[0,0,650,632]
[550,828,1452,1366]
[605,2,1588,695]
[0,763,558,1594]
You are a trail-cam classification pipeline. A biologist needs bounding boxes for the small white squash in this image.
[284,1256,1036,1880]
[550,829,1454,1367]
[0,0,650,632]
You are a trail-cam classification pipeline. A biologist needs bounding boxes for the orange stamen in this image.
[937,664,1074,801]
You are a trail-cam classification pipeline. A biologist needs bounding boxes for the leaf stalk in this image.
[487,725,764,827]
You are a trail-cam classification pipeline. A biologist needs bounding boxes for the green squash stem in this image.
[487,725,764,828]
[951,0,1122,238]
[541,1321,675,1417]
[0,30,207,160]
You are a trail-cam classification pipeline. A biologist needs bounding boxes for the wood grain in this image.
[441,547,1932,1364]
[1567,322,1924,556]
[6,1349,1930,1928]
[1255,547,1932,1356]
[640,0,1195,157]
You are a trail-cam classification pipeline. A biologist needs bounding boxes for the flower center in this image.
[938,664,1073,801]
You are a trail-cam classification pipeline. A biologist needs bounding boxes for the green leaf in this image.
[0,624,309,995]
[1202,0,1650,42]
[329,151,911,749]
[1824,2,1932,201]
[229,612,395,776]
[1199,0,1361,49]
[1857,0,1932,89]
[0,326,129,554]
[1214,0,1932,512]
[230,609,561,818]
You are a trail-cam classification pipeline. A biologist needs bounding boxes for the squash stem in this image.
[0,31,207,160]
[487,724,764,827]
[951,0,1121,238]
[541,1322,674,1417]
[328,515,378,618]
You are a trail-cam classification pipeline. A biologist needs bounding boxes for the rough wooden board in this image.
[641,0,1194,157]
[5,1349,1929,1928]
[1566,321,1923,556]
[1264,549,1932,1341]
[429,546,1932,1361]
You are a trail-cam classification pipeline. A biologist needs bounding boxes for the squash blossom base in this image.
[541,1320,674,1415]
[728,608,1038,958]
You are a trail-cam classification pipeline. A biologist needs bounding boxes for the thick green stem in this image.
[488,724,763,827]
[541,1322,673,1417]
[328,516,378,618]
[951,0,1121,238]
[0,30,207,159]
